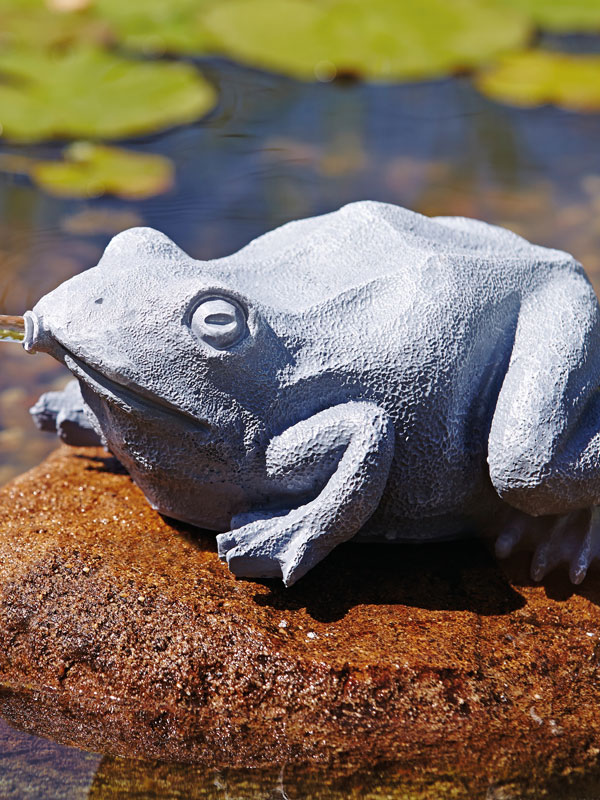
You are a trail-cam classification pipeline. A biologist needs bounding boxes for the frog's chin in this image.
[125,463,249,533]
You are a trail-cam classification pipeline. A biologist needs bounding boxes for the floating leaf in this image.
[94,0,219,55]
[203,0,531,81]
[495,0,600,32]
[0,45,216,142]
[0,0,111,50]
[0,143,173,198]
[477,50,600,111]
[29,143,174,199]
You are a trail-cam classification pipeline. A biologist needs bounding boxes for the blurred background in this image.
[1,1,600,796]
[0,0,599,485]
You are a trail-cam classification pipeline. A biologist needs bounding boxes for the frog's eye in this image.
[190,296,247,350]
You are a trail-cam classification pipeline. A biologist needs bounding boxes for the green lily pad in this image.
[202,0,531,81]
[0,45,216,142]
[29,143,174,199]
[94,0,219,55]
[495,0,600,32]
[477,50,600,111]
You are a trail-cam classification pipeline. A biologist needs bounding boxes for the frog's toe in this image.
[494,515,530,559]
[566,508,599,585]
[225,547,284,580]
[530,531,566,582]
[217,519,289,580]
[529,508,600,584]
[493,506,600,585]
[569,540,592,585]
[216,511,313,583]
[216,531,237,557]
[217,519,274,556]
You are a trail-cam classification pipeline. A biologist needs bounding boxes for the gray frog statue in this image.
[24,201,600,586]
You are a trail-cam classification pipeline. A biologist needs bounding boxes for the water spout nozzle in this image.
[0,312,45,353]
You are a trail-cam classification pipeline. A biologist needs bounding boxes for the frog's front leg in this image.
[217,402,395,586]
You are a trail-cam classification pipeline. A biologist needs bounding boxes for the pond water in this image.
[1,54,600,798]
[2,58,600,485]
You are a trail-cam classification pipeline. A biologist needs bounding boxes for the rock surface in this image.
[2,447,600,795]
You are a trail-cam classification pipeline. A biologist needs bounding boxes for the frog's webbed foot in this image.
[493,507,600,585]
[30,379,102,447]
[217,506,317,585]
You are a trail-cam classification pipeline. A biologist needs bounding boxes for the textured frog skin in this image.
[26,201,600,585]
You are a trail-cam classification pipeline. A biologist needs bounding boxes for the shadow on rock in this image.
[75,451,127,474]
[254,539,526,622]
[502,550,600,608]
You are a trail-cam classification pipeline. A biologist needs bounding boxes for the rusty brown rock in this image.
[1,446,600,794]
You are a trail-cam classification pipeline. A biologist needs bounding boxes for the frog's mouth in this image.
[63,346,211,435]
[23,310,211,433]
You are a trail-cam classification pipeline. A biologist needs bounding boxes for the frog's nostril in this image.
[23,310,51,354]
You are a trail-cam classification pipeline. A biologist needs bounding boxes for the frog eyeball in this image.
[190,296,247,350]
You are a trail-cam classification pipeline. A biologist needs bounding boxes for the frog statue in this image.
[23,201,600,586]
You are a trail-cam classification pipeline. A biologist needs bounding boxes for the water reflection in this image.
[86,758,488,799]
[83,756,600,800]
[4,712,600,800]
[0,719,101,800]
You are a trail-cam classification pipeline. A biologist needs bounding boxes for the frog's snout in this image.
[23,310,53,355]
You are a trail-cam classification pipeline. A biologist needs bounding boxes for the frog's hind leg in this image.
[494,507,600,584]
[487,270,600,584]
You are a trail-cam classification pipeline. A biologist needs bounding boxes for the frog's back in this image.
[219,201,582,312]
[222,202,589,540]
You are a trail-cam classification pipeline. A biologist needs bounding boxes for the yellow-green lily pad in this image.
[0,143,174,198]
[29,143,174,199]
[94,0,219,55]
[495,0,600,32]
[0,45,216,142]
[202,0,531,81]
[477,50,600,111]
